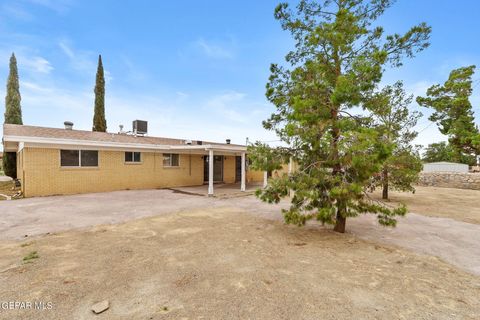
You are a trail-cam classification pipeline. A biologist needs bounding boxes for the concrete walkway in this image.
[0,189,479,275]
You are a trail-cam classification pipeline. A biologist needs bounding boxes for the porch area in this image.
[170,182,263,198]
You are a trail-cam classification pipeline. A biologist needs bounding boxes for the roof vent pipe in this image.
[64,121,73,130]
[226,139,231,144]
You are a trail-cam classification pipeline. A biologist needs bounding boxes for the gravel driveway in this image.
[0,189,479,275]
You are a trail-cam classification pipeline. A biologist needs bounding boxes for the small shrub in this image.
[23,251,39,262]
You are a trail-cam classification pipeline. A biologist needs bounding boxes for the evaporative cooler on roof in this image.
[133,120,148,135]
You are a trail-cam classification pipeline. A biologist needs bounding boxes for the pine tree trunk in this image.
[333,213,346,233]
[382,167,388,200]
[331,48,346,234]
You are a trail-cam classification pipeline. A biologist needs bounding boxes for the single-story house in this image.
[2,123,264,197]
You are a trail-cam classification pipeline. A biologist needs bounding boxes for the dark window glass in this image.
[125,152,141,163]
[81,150,98,167]
[171,154,179,166]
[61,150,79,167]
[133,152,141,162]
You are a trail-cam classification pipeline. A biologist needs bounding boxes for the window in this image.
[125,152,141,163]
[61,150,79,167]
[81,150,98,167]
[163,153,179,167]
[60,150,98,167]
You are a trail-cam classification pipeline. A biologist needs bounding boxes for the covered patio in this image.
[168,144,268,197]
[169,182,264,198]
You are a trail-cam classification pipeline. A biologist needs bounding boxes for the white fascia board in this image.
[4,135,175,151]
[4,135,247,153]
[171,144,247,153]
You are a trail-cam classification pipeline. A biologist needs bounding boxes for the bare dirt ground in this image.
[0,207,479,320]
[1,187,479,276]
[371,185,480,224]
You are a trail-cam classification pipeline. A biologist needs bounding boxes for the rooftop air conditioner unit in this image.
[132,120,148,135]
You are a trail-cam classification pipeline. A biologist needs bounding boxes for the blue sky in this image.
[0,0,479,149]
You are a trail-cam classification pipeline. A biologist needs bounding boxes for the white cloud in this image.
[22,56,53,74]
[206,91,248,123]
[58,40,95,73]
[194,38,235,59]
[26,0,75,14]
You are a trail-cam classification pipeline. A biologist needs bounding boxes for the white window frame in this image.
[163,153,180,167]
[60,150,99,168]
[125,151,142,164]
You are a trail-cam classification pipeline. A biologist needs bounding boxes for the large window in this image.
[61,150,98,167]
[125,152,141,163]
[163,153,179,167]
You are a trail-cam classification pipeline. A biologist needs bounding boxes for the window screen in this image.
[133,152,141,162]
[163,153,179,167]
[81,150,98,167]
[125,152,141,163]
[171,153,179,166]
[61,150,79,167]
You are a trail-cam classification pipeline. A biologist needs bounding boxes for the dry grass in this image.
[0,207,478,319]
[0,181,17,200]
[371,186,480,224]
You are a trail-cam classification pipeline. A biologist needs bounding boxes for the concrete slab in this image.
[170,182,262,198]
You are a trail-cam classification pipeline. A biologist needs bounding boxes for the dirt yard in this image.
[0,181,16,200]
[0,207,479,319]
[371,185,480,224]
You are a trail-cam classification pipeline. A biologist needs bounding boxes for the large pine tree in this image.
[368,82,423,200]
[3,53,23,178]
[417,66,480,162]
[92,55,107,132]
[249,0,431,233]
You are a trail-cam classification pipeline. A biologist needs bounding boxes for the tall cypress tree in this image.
[3,53,23,178]
[92,54,106,132]
[4,53,22,124]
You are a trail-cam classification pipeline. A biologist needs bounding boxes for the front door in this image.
[204,155,224,182]
[235,156,242,182]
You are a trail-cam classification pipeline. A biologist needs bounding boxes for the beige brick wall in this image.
[21,148,264,197]
[23,148,209,197]
[224,156,236,183]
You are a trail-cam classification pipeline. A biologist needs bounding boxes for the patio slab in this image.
[169,182,262,198]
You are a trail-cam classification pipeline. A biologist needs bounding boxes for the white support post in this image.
[241,152,246,192]
[208,149,214,196]
[263,171,268,188]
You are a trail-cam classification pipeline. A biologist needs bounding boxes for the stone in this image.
[91,300,109,314]
[418,172,480,190]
